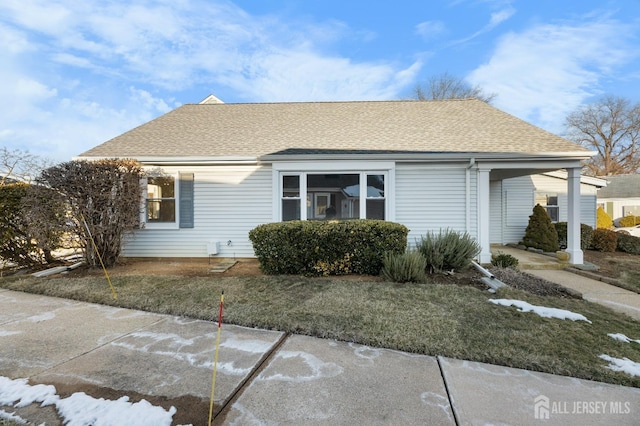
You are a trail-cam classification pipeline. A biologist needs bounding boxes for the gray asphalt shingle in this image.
[79,99,591,159]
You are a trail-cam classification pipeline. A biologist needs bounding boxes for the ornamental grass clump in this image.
[416,228,480,274]
[380,250,428,283]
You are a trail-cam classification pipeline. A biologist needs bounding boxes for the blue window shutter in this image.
[179,173,194,228]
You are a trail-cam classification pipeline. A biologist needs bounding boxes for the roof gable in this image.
[79,99,592,160]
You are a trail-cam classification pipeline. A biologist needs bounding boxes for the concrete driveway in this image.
[1,289,639,425]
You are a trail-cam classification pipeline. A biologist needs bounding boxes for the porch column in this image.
[566,167,583,265]
[477,167,491,263]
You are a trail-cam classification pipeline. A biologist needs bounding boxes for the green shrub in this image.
[520,204,559,252]
[619,215,638,228]
[248,220,408,276]
[381,250,428,283]
[491,252,519,269]
[416,228,480,274]
[616,233,640,255]
[554,222,593,250]
[0,183,40,266]
[596,206,613,229]
[591,228,618,252]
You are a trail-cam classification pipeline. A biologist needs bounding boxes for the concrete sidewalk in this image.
[1,289,639,425]
[526,269,640,322]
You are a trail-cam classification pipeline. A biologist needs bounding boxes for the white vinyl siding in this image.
[396,164,476,248]
[499,174,598,245]
[122,165,272,258]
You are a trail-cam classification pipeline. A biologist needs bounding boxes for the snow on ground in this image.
[0,408,28,424]
[0,376,177,426]
[599,355,640,377]
[488,299,592,323]
[608,333,640,344]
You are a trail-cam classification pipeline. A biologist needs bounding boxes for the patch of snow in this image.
[0,408,28,424]
[489,299,592,323]
[26,312,56,322]
[258,351,343,382]
[599,355,640,377]
[0,376,176,425]
[0,330,21,337]
[607,333,640,344]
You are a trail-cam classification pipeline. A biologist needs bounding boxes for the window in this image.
[143,172,194,229]
[366,174,385,220]
[280,172,387,221]
[535,192,559,222]
[147,176,176,223]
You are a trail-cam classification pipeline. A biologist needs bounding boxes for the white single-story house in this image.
[597,174,640,222]
[495,171,605,245]
[78,97,596,264]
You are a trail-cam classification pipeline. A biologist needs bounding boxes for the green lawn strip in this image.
[2,274,640,388]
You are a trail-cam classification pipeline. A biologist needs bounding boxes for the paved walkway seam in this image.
[215,331,291,423]
[436,355,460,426]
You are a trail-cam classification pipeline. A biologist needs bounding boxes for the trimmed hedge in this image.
[248,220,408,276]
[616,233,640,255]
[592,228,618,252]
[619,215,639,227]
[554,222,594,250]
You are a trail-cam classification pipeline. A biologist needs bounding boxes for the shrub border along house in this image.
[249,219,408,276]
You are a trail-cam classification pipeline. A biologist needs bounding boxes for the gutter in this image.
[471,260,506,291]
[466,158,475,232]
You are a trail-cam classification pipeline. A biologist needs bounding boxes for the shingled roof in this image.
[597,174,640,198]
[79,99,592,160]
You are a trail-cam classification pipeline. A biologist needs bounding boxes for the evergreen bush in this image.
[596,206,613,229]
[249,220,408,276]
[591,228,618,252]
[520,204,559,252]
[616,233,640,255]
[416,228,480,273]
[380,250,428,283]
[490,252,519,269]
[553,222,593,250]
[619,215,638,228]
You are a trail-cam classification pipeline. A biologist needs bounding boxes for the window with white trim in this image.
[280,172,387,221]
[142,172,194,229]
[535,192,559,222]
[147,176,176,223]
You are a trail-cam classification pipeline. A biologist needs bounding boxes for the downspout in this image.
[466,158,475,233]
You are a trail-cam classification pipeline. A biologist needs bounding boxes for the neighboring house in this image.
[77,97,595,264]
[596,174,640,223]
[494,171,606,245]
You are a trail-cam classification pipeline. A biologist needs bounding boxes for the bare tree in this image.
[0,147,51,185]
[37,159,144,267]
[565,95,640,176]
[412,72,497,103]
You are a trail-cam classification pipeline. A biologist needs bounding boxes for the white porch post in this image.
[477,167,491,264]
[566,167,583,265]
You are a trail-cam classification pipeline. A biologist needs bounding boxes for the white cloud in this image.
[0,0,421,162]
[450,6,515,45]
[415,21,446,41]
[468,18,638,134]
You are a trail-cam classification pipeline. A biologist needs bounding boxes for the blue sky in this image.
[1,0,639,162]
